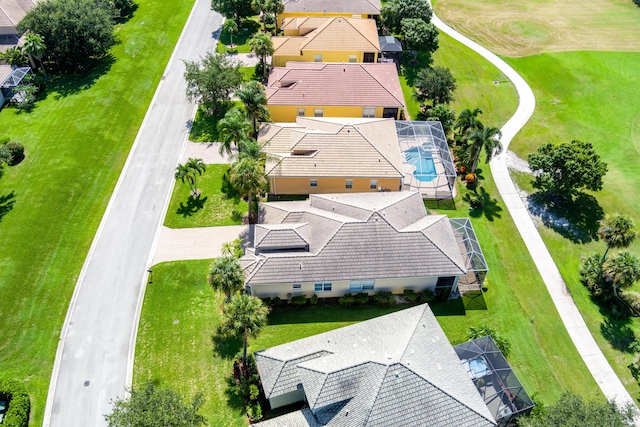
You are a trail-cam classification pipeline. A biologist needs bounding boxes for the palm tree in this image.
[223,19,239,47]
[468,125,502,173]
[236,81,270,138]
[217,108,252,158]
[185,158,206,197]
[208,256,245,300]
[249,32,274,80]
[237,139,263,161]
[229,157,267,224]
[454,107,483,138]
[221,238,244,259]
[22,32,47,77]
[603,251,640,300]
[219,293,269,366]
[598,214,637,261]
[174,163,196,195]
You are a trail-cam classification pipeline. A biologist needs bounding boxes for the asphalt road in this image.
[42,0,223,425]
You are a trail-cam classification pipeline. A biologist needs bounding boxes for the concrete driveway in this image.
[43,0,224,425]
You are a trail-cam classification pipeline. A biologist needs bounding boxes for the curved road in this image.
[42,0,223,425]
[429,4,636,408]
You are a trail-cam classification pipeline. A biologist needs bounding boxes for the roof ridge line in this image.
[421,217,467,273]
[361,63,406,106]
[351,123,404,176]
[345,17,379,51]
[298,17,335,50]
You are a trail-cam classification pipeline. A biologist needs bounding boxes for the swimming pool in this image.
[404,146,437,182]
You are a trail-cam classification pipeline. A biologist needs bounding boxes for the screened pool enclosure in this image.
[396,121,456,199]
[454,336,535,426]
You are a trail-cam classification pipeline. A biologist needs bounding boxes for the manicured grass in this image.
[432,0,640,56]
[164,164,247,228]
[0,0,196,423]
[399,32,518,126]
[500,50,640,399]
[216,19,260,54]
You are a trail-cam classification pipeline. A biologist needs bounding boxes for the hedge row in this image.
[261,289,437,308]
[0,378,30,427]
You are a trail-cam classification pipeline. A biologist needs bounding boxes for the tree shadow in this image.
[223,375,246,412]
[600,318,636,353]
[114,2,139,24]
[221,170,242,202]
[0,191,16,222]
[527,191,603,244]
[430,298,466,316]
[175,195,207,217]
[399,51,433,86]
[49,54,116,99]
[212,333,242,360]
[468,186,502,221]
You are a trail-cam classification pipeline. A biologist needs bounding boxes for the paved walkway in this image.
[152,225,249,265]
[182,141,234,164]
[430,3,636,409]
[43,0,224,425]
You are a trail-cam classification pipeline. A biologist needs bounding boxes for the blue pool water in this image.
[405,147,437,182]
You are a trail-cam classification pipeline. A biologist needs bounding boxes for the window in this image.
[345,180,353,190]
[362,107,376,118]
[349,55,357,63]
[350,279,375,291]
[297,108,305,116]
[363,52,375,63]
[314,54,322,62]
[292,284,301,290]
[382,107,399,119]
[314,108,324,117]
[310,179,318,188]
[370,180,378,190]
[314,282,332,292]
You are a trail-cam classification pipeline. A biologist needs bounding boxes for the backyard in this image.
[0,0,195,423]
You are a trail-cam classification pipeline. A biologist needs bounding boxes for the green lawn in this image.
[504,51,640,399]
[216,19,260,54]
[164,164,247,228]
[0,0,195,423]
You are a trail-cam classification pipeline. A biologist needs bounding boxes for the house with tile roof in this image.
[271,17,380,67]
[0,0,40,36]
[259,117,404,195]
[279,0,382,28]
[266,62,405,121]
[240,191,483,299]
[251,304,497,426]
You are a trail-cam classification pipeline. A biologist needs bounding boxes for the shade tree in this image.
[414,66,456,106]
[401,18,438,55]
[184,52,244,114]
[211,0,254,23]
[381,0,433,35]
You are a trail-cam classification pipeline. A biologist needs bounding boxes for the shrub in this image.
[338,293,355,306]
[622,291,640,315]
[467,325,511,357]
[271,296,281,307]
[354,292,370,305]
[246,401,262,421]
[4,141,24,165]
[418,289,436,303]
[403,289,418,301]
[0,378,30,427]
[310,294,318,305]
[261,297,272,307]
[373,291,394,305]
[290,295,307,305]
[248,384,259,401]
[0,145,12,165]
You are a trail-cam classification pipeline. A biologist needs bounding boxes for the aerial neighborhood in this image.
[1,0,639,426]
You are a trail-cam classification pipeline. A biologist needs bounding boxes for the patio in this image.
[454,336,535,426]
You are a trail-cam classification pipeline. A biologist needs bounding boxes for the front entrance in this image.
[435,276,456,299]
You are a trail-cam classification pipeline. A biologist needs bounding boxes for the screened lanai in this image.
[450,217,489,293]
[454,336,534,426]
[395,120,456,200]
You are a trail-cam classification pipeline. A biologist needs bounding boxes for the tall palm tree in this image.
[185,158,206,197]
[237,139,262,162]
[219,293,269,366]
[229,157,266,224]
[217,108,252,158]
[208,256,245,301]
[223,19,239,46]
[598,214,637,261]
[603,251,640,300]
[236,81,270,138]
[221,238,244,259]
[454,107,483,137]
[22,31,46,77]
[174,163,195,195]
[468,125,502,173]
[249,32,274,80]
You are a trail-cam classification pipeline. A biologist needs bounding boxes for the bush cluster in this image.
[0,378,31,427]
[232,353,264,422]
[467,325,511,357]
[289,295,307,305]
[0,139,25,166]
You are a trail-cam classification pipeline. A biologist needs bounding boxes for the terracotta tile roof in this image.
[266,62,405,108]
[283,0,381,15]
[281,16,329,34]
[272,17,380,56]
[260,117,404,179]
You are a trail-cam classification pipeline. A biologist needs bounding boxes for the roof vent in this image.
[345,410,349,416]
[394,372,400,379]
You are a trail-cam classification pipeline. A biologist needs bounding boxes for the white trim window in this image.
[350,279,375,291]
[292,284,302,290]
[349,54,357,63]
[314,108,324,117]
[310,179,318,188]
[314,54,322,62]
[297,108,305,116]
[362,107,376,118]
[370,180,378,190]
[314,282,332,292]
[345,180,353,190]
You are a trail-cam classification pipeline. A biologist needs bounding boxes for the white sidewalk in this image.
[430,2,637,409]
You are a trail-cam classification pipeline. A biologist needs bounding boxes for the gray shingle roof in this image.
[255,223,310,251]
[283,0,381,15]
[242,192,467,285]
[254,304,496,426]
